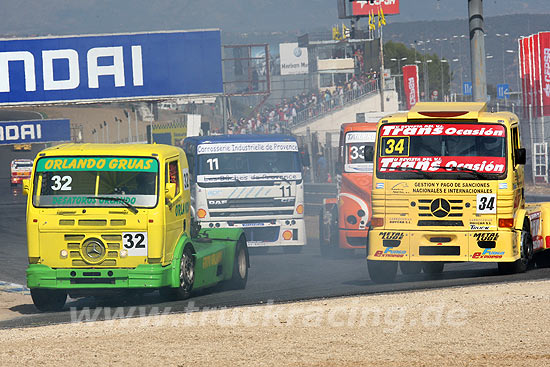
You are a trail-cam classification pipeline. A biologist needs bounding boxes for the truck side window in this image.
[511,127,519,165]
[166,161,180,195]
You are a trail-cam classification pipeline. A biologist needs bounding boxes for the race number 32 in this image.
[122,232,148,256]
[476,194,496,214]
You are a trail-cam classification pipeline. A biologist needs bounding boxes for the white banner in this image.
[197,141,298,154]
[279,43,309,76]
[197,172,302,183]
[345,131,376,143]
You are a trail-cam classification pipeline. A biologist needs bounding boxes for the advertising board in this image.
[0,119,70,145]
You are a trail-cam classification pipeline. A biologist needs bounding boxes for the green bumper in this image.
[27,264,173,289]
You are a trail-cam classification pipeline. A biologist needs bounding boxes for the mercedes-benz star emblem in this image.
[430,198,451,218]
[82,238,106,263]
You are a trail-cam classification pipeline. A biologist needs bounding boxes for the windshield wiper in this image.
[86,196,139,214]
[384,166,431,178]
[439,166,487,179]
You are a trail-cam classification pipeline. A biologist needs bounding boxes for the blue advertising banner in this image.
[0,119,70,144]
[0,30,223,106]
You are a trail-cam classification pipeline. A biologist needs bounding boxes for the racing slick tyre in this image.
[498,220,533,275]
[30,288,67,312]
[283,246,303,254]
[422,262,444,274]
[227,236,249,290]
[160,246,195,300]
[367,260,397,283]
[399,261,423,275]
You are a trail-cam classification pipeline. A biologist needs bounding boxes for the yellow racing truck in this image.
[23,143,249,311]
[367,102,550,283]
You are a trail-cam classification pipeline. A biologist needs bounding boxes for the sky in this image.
[1,0,549,36]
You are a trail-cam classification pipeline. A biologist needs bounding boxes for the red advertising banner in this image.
[352,0,400,16]
[379,123,506,137]
[519,37,527,116]
[533,34,541,117]
[539,32,550,116]
[527,35,534,109]
[402,65,419,110]
[378,156,506,174]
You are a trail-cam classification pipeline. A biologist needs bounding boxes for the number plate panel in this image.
[122,232,148,256]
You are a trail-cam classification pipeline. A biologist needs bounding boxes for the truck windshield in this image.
[32,156,159,208]
[345,131,376,173]
[196,141,302,184]
[377,123,506,179]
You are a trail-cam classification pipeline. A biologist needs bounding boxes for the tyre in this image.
[423,262,444,274]
[227,236,249,290]
[367,260,397,283]
[399,261,422,275]
[160,246,195,300]
[283,246,303,254]
[30,289,67,312]
[498,219,532,275]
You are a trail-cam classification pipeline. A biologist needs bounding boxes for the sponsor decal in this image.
[36,157,157,172]
[241,222,266,227]
[174,202,189,217]
[473,233,499,241]
[499,183,508,189]
[197,172,302,183]
[197,141,298,154]
[376,183,384,189]
[202,251,223,269]
[374,247,406,258]
[388,217,411,225]
[411,181,494,195]
[378,156,505,174]
[379,231,404,240]
[345,131,376,143]
[472,249,505,259]
[380,124,505,137]
[391,182,409,193]
[208,199,228,206]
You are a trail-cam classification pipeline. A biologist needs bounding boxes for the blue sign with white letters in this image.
[497,84,509,99]
[0,30,223,106]
[0,119,70,144]
[463,82,472,96]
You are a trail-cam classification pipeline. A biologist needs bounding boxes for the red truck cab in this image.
[11,159,33,186]
[319,122,377,256]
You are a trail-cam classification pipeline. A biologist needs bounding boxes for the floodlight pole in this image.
[468,0,487,102]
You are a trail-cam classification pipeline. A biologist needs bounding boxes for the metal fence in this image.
[288,80,379,129]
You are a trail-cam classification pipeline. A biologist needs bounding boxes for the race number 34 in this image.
[122,232,148,256]
[476,194,496,214]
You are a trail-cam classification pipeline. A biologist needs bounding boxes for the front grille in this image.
[417,199,464,218]
[418,220,464,227]
[70,278,115,284]
[346,236,366,247]
[207,197,295,209]
[64,234,120,266]
[419,246,461,255]
[210,210,294,218]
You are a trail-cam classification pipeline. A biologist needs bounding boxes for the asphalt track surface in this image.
[1,182,550,329]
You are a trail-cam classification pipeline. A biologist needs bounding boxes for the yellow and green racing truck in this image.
[23,143,249,311]
[367,102,550,283]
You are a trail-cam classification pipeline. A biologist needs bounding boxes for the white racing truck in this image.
[183,134,306,254]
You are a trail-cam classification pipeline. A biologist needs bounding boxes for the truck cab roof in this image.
[36,143,183,159]
[184,134,298,145]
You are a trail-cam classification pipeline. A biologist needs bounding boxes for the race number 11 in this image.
[476,194,496,214]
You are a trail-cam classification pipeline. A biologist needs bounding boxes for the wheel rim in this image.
[180,252,194,288]
[237,247,247,279]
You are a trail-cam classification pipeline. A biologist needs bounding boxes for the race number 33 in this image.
[122,232,148,256]
[476,194,496,214]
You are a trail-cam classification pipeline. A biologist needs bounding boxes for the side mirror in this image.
[364,146,374,162]
[22,179,30,196]
[515,148,526,165]
[165,182,177,200]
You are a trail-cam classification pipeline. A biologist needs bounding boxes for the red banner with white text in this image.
[352,0,400,15]
[539,32,550,116]
[402,65,419,110]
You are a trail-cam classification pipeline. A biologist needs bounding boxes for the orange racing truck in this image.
[367,102,550,283]
[319,122,377,256]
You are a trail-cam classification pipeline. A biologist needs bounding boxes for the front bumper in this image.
[26,264,172,289]
[367,229,520,262]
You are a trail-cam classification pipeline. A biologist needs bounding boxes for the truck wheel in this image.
[30,289,67,312]
[228,236,249,290]
[498,220,532,274]
[161,246,195,300]
[367,260,397,283]
[399,261,422,275]
[423,262,444,274]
